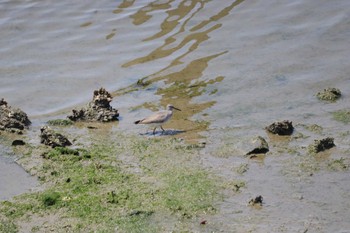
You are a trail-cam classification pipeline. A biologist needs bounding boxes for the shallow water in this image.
[0,142,38,201]
[1,0,350,231]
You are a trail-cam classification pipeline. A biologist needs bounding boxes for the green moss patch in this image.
[0,219,17,233]
[332,109,350,124]
[303,124,323,134]
[47,119,73,126]
[161,169,217,218]
[327,158,349,171]
[0,133,220,232]
[42,191,61,207]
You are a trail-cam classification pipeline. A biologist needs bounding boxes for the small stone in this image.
[246,136,269,155]
[12,139,26,146]
[249,195,263,206]
[266,120,294,135]
[200,220,207,225]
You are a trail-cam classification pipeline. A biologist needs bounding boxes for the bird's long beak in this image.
[173,106,181,111]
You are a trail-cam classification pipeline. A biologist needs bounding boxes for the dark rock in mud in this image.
[245,136,269,156]
[249,195,263,206]
[308,137,335,154]
[40,126,72,148]
[0,98,31,133]
[12,140,26,146]
[316,87,341,102]
[67,88,119,122]
[266,120,294,135]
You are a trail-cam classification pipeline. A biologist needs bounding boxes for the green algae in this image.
[42,191,61,207]
[327,158,348,171]
[0,132,220,232]
[235,163,249,175]
[136,77,151,87]
[303,124,323,134]
[47,119,73,126]
[0,219,17,233]
[332,109,350,124]
[161,169,217,218]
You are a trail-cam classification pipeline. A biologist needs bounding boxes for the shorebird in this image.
[134,104,181,135]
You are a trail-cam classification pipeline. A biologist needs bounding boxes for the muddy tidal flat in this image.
[1,0,350,232]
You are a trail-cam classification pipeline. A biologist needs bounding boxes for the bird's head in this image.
[166,104,181,111]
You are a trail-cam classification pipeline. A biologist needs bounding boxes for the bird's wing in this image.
[139,111,169,124]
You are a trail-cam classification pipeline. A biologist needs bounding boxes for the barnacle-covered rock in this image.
[316,88,341,102]
[308,137,335,154]
[266,120,294,135]
[67,88,119,122]
[0,98,31,133]
[40,126,72,148]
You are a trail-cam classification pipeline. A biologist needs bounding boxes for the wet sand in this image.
[1,0,350,232]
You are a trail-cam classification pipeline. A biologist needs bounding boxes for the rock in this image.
[245,136,269,155]
[248,195,263,208]
[266,120,294,135]
[235,136,269,156]
[200,220,207,225]
[308,137,335,154]
[248,195,263,206]
[249,195,263,204]
[316,87,341,102]
[12,140,26,146]
[0,98,31,133]
[67,88,119,122]
[40,126,72,148]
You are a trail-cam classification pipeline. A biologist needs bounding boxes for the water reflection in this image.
[113,0,136,14]
[130,0,173,25]
[118,1,244,140]
[155,53,227,141]
[142,0,206,41]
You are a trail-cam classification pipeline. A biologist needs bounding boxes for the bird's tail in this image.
[134,120,141,124]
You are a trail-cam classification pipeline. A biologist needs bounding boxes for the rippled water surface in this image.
[1,0,350,231]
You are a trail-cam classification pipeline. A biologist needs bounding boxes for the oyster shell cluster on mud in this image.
[67,88,119,122]
[1,88,119,148]
[0,98,31,134]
